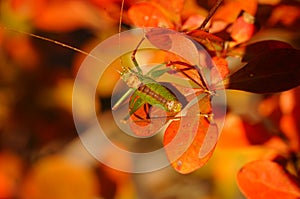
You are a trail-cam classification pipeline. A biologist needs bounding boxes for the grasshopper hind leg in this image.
[132,103,151,121]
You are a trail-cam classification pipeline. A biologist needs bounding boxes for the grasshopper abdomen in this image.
[135,83,182,114]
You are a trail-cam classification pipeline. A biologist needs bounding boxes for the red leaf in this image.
[218,113,274,148]
[237,160,300,199]
[163,95,219,174]
[145,28,174,50]
[242,40,293,62]
[226,48,300,93]
[186,30,224,51]
[242,120,273,145]
[145,28,210,90]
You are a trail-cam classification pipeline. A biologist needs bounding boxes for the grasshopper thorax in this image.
[121,68,141,89]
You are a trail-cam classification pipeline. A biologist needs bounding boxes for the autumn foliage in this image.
[0,0,300,198]
[237,160,300,199]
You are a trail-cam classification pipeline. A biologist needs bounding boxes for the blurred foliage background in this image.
[0,0,299,198]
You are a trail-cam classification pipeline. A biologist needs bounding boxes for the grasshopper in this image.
[112,35,211,122]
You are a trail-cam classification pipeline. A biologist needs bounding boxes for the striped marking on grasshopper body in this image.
[136,83,182,113]
[120,64,183,118]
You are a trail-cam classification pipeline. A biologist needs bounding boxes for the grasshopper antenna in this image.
[119,0,125,34]
[117,0,126,70]
[1,26,103,63]
[113,67,123,75]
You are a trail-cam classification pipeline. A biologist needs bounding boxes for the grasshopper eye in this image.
[166,101,175,110]
[173,102,182,113]
[166,101,182,113]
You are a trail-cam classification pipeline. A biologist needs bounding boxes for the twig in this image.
[199,0,224,30]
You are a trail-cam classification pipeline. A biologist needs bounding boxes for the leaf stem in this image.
[199,0,223,31]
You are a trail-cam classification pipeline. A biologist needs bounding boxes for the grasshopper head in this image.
[173,101,182,113]
[167,101,182,113]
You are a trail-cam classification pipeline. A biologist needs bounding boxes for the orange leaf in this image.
[33,0,102,32]
[0,152,23,198]
[217,113,251,148]
[230,12,256,44]
[258,94,282,124]
[211,56,229,80]
[181,0,208,20]
[280,115,300,152]
[213,0,257,23]
[3,34,40,70]
[181,14,205,31]
[152,0,184,26]
[90,0,123,6]
[20,155,99,199]
[127,2,175,28]
[128,103,168,137]
[279,87,300,152]
[152,0,185,15]
[163,95,218,174]
[268,5,300,27]
[10,0,46,19]
[237,160,300,199]
[257,0,281,5]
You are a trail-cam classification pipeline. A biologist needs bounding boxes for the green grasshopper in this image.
[112,36,209,121]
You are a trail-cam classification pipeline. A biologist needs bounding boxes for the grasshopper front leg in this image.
[130,37,146,74]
